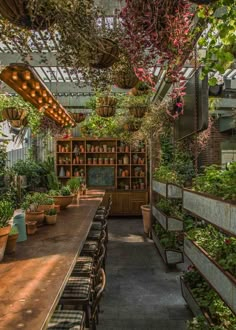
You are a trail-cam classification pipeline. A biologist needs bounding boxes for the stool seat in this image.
[91,222,103,231]
[71,261,93,277]
[61,277,92,301]
[93,214,106,222]
[76,256,93,263]
[47,310,85,329]
[81,241,98,257]
[87,230,102,240]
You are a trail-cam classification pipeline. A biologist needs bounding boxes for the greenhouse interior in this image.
[0,0,235,329]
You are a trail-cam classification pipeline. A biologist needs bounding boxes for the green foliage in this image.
[153,223,182,249]
[121,94,150,108]
[40,157,60,191]
[45,208,57,216]
[21,192,46,212]
[0,200,14,228]
[193,163,236,201]
[60,186,72,196]
[156,199,183,219]
[197,1,236,81]
[153,165,180,184]
[184,269,236,329]
[187,224,236,277]
[0,143,7,176]
[67,177,81,193]
[9,225,19,236]
[12,159,42,187]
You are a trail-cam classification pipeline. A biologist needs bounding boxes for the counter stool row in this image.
[47,196,112,330]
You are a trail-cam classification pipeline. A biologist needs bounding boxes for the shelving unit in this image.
[55,138,149,215]
[151,180,184,266]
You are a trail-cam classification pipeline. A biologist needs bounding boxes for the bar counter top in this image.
[0,190,104,330]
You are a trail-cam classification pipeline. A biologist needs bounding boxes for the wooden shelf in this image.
[86,152,116,154]
[117,177,130,179]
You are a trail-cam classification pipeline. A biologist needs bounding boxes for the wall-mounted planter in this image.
[184,237,236,314]
[152,206,183,231]
[152,229,184,265]
[180,276,203,317]
[152,180,182,199]
[183,189,236,236]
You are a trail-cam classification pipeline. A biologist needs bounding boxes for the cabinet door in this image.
[129,192,148,215]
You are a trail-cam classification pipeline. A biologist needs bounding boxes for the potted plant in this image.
[95,93,118,117]
[26,221,37,235]
[0,200,14,261]
[5,225,19,254]
[112,54,139,89]
[37,195,55,212]
[67,177,81,203]
[90,38,119,69]
[21,193,45,226]
[123,94,150,118]
[45,208,57,225]
[48,186,74,209]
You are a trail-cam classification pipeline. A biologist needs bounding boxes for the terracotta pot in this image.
[45,214,57,225]
[6,233,19,254]
[54,205,60,214]
[26,221,37,235]
[52,195,74,209]
[25,211,45,226]
[141,205,151,235]
[90,38,119,69]
[38,204,55,212]
[0,225,11,262]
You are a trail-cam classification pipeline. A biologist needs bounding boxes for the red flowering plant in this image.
[119,0,195,117]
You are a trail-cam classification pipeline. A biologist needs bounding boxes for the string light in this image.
[31,90,36,97]
[22,82,27,90]
[38,97,43,104]
[12,72,18,80]
[42,90,47,98]
[35,82,40,90]
[24,71,31,80]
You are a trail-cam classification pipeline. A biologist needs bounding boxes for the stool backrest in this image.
[91,268,106,320]
[94,244,106,274]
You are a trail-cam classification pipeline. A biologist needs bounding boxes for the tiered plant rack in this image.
[152,180,184,266]
[182,189,236,316]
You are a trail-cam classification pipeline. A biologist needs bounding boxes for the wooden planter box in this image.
[152,180,182,199]
[152,206,183,231]
[184,237,236,314]
[152,229,184,265]
[183,189,236,237]
[180,276,203,317]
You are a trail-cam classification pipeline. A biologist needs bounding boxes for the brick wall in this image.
[199,120,232,167]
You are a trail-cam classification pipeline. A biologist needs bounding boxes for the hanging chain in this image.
[193,46,198,176]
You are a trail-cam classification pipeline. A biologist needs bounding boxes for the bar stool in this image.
[80,231,106,259]
[47,310,85,330]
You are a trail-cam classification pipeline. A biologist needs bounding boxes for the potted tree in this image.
[45,208,57,225]
[5,225,19,254]
[22,193,45,226]
[0,200,14,261]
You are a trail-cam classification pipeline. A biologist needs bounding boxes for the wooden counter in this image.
[0,190,104,330]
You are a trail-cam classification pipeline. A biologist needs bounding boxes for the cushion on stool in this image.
[71,261,93,276]
[61,277,92,300]
[91,223,102,231]
[47,310,85,329]
[87,230,102,240]
[80,241,98,257]
[76,256,93,263]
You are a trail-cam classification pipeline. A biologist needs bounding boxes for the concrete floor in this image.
[98,218,192,330]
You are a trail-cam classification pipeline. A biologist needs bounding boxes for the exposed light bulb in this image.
[22,82,28,90]
[38,97,43,104]
[12,72,18,80]
[31,90,36,97]
[42,90,47,98]
[35,82,40,90]
[48,98,53,104]
[24,71,31,80]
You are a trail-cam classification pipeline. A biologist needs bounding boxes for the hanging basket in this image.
[0,0,53,30]
[96,106,116,117]
[113,69,139,89]
[70,113,86,124]
[129,106,148,118]
[2,107,26,122]
[90,38,119,69]
[124,121,141,132]
[189,0,218,4]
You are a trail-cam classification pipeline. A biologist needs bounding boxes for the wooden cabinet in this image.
[56,138,149,215]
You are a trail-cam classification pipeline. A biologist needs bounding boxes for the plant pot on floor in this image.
[45,214,57,225]
[0,225,11,262]
[141,205,151,236]
[6,233,19,254]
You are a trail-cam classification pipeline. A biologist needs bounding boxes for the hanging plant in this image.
[0,0,53,30]
[94,92,118,118]
[89,38,119,69]
[122,94,151,118]
[69,112,87,124]
[112,53,139,89]
[189,0,218,4]
[119,0,194,114]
